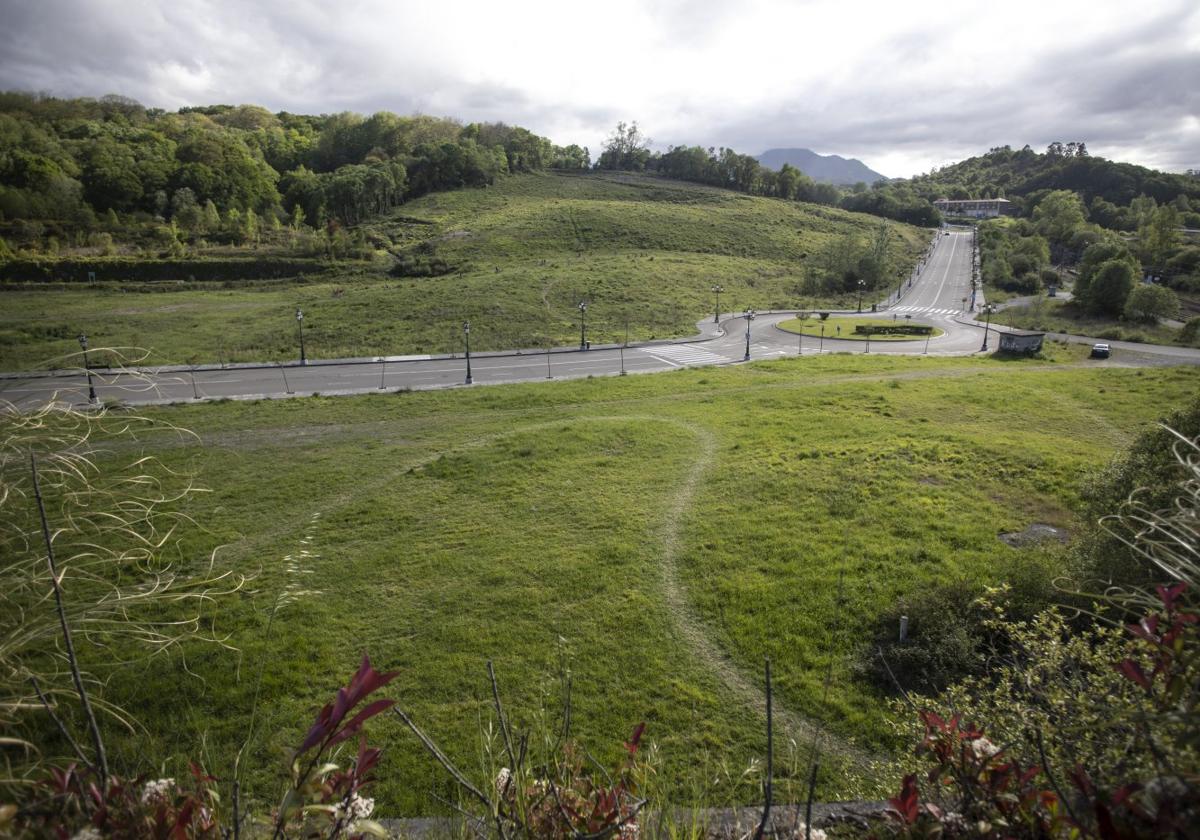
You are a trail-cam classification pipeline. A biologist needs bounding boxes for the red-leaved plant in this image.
[879,581,1200,839]
[0,655,398,839]
[2,760,222,839]
[272,653,399,839]
[877,712,1069,839]
[492,722,646,840]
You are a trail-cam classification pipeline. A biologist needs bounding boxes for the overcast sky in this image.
[1,0,1196,178]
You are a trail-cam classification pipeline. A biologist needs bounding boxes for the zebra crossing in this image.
[638,343,729,367]
[891,305,963,316]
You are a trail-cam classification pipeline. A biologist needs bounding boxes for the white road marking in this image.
[933,232,959,303]
[640,344,728,366]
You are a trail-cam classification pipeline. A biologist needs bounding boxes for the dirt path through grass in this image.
[644,415,875,769]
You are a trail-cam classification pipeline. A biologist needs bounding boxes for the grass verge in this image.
[998,298,1193,346]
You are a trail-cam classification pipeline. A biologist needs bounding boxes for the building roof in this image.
[1000,329,1046,338]
[933,197,1012,204]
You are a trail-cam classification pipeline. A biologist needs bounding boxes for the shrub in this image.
[866,554,1056,695]
[1123,283,1180,322]
[1181,316,1200,345]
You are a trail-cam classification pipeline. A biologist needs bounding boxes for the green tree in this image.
[773,163,799,199]
[1075,237,1137,304]
[1123,283,1179,322]
[597,121,650,171]
[243,207,259,246]
[1138,203,1180,267]
[1088,258,1135,316]
[1031,189,1086,244]
[200,198,220,232]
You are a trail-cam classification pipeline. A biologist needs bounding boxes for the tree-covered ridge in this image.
[906,143,1200,228]
[0,92,588,235]
[595,122,940,227]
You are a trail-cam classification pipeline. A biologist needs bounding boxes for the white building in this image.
[933,198,1013,219]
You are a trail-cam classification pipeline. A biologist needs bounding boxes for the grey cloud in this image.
[0,0,1196,174]
[705,4,1199,175]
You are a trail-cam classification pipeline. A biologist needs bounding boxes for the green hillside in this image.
[33,353,1198,817]
[906,144,1200,224]
[0,171,927,369]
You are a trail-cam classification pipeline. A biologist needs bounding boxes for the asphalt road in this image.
[3,228,1198,409]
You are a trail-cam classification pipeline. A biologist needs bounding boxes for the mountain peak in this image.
[756,148,887,185]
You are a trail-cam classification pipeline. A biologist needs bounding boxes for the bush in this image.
[866,554,1056,695]
[1181,316,1200,345]
[1123,282,1180,322]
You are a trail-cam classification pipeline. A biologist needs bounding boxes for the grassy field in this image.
[999,297,1194,346]
[37,349,1199,818]
[0,172,929,370]
[776,316,944,341]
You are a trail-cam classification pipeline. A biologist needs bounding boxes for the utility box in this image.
[998,330,1045,354]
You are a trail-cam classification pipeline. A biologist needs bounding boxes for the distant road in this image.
[4,229,1198,409]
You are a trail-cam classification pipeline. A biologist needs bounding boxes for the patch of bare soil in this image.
[999,523,1069,547]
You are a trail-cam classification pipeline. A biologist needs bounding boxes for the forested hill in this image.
[904,143,1200,227]
[756,147,886,185]
[0,92,589,233]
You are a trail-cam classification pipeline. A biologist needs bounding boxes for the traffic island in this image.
[776,316,944,341]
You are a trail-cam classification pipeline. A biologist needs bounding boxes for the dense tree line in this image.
[978,187,1198,324]
[0,92,586,242]
[908,143,1200,229]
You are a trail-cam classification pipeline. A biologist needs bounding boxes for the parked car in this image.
[1090,343,1111,359]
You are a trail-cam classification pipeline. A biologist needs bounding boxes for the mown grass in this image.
[32,351,1196,819]
[999,298,1194,346]
[776,316,944,341]
[0,172,928,370]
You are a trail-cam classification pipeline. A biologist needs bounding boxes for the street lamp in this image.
[295,308,306,365]
[856,279,866,312]
[743,309,754,361]
[980,304,994,352]
[711,285,724,324]
[77,333,97,403]
[578,301,588,350]
[463,321,473,384]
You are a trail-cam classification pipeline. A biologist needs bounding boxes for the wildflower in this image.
[335,793,375,823]
[969,737,1001,760]
[619,821,640,840]
[141,778,175,803]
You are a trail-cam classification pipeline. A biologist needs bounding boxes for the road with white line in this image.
[3,227,1198,409]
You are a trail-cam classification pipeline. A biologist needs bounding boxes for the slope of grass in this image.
[0,172,928,370]
[31,352,1198,818]
[999,298,1192,346]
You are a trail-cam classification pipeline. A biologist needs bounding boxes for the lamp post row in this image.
[75,263,963,401]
